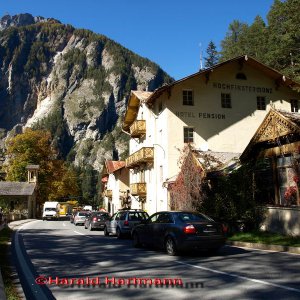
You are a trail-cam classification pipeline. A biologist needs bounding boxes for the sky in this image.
[0,0,275,80]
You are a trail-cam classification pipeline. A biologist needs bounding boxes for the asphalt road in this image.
[14,219,300,300]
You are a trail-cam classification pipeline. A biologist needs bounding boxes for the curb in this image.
[0,219,36,300]
[227,241,300,254]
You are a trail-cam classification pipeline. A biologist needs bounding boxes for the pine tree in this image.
[205,41,220,68]
[220,20,248,61]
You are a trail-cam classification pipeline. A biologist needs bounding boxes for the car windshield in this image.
[45,208,56,211]
[128,212,148,221]
[178,212,213,222]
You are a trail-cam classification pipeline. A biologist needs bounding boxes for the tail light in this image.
[124,220,129,226]
[222,224,228,234]
[183,224,196,234]
[93,217,97,222]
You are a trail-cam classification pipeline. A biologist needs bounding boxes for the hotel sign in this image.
[213,82,273,94]
[175,111,226,119]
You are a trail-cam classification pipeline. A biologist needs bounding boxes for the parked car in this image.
[73,211,90,226]
[104,209,149,238]
[84,212,110,231]
[131,211,227,256]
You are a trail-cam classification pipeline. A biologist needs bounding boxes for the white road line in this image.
[14,220,49,300]
[73,230,92,238]
[62,222,66,227]
[176,261,300,293]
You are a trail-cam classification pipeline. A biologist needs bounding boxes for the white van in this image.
[42,202,60,220]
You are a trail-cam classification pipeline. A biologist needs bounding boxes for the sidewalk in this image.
[0,219,36,300]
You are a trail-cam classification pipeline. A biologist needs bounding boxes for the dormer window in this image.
[236,72,247,80]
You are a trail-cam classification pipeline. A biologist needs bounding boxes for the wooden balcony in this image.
[125,147,154,168]
[130,120,146,138]
[104,190,112,198]
[130,183,147,196]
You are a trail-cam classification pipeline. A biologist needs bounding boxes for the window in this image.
[291,99,299,112]
[184,127,194,143]
[140,169,145,182]
[183,90,193,105]
[221,93,231,108]
[257,96,266,110]
[236,72,247,80]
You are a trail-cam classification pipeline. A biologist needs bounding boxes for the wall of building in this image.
[165,61,300,180]
[261,206,300,236]
[127,60,300,215]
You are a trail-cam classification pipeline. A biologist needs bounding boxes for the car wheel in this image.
[132,232,141,248]
[104,226,109,236]
[116,227,123,239]
[165,237,177,256]
[89,223,93,231]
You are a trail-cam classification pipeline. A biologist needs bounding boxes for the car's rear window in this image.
[128,212,148,221]
[95,213,109,220]
[78,212,88,216]
[178,213,212,222]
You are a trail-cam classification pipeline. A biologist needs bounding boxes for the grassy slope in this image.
[229,231,300,247]
[0,227,20,300]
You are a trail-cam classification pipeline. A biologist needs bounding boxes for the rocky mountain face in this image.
[0,14,173,170]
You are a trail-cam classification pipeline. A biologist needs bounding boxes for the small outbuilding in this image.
[0,165,39,219]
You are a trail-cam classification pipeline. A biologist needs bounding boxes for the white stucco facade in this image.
[123,56,300,215]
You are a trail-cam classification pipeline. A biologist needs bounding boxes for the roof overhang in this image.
[122,91,153,133]
[241,109,300,162]
[0,182,36,196]
[145,55,300,106]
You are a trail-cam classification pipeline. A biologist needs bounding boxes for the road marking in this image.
[73,231,92,238]
[14,220,50,300]
[176,261,300,293]
[62,222,66,227]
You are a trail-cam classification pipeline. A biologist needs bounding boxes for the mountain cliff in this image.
[0,14,173,170]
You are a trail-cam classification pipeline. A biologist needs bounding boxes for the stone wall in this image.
[261,206,300,236]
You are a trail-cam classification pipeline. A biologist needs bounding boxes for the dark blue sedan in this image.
[131,211,227,256]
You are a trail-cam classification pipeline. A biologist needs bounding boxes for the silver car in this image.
[104,210,149,238]
[74,211,90,226]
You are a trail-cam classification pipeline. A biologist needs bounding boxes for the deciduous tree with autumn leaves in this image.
[5,128,80,203]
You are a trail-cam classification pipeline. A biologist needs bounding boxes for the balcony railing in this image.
[125,147,154,168]
[129,120,146,138]
[130,183,147,196]
[104,190,112,198]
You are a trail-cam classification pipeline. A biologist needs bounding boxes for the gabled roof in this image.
[241,108,300,161]
[122,55,300,132]
[0,182,36,196]
[145,55,300,105]
[194,150,241,174]
[105,160,126,174]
